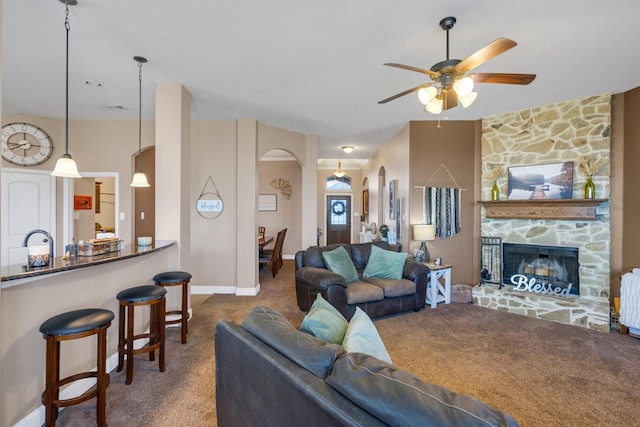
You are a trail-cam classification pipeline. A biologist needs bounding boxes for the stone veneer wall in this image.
[475,94,611,332]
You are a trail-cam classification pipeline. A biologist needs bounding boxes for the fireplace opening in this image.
[502,243,579,297]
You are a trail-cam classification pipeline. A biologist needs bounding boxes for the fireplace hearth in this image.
[502,243,579,297]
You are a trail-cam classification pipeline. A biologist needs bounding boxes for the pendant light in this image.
[130,56,150,187]
[333,161,346,178]
[51,0,81,178]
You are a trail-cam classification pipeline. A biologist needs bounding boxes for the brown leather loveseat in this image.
[295,241,429,319]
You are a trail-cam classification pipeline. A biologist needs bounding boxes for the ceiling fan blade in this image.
[378,83,433,104]
[383,63,440,79]
[455,38,517,73]
[470,73,536,85]
[442,90,457,111]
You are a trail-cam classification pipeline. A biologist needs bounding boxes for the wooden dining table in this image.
[259,236,274,255]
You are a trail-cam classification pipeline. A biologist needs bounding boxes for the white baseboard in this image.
[191,284,261,296]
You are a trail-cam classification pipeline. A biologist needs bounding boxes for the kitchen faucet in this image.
[22,229,54,261]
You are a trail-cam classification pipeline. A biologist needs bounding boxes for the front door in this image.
[326,195,351,245]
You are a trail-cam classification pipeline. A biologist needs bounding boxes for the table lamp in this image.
[412,224,436,262]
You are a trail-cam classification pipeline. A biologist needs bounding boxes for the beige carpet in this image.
[55,260,640,426]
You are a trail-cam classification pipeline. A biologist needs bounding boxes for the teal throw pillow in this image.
[342,307,392,364]
[300,294,349,344]
[362,244,407,279]
[321,246,359,283]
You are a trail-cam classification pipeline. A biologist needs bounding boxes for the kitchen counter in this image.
[1,240,175,286]
[1,239,179,425]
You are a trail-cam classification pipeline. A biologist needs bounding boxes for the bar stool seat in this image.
[153,271,192,344]
[116,285,167,385]
[40,308,114,427]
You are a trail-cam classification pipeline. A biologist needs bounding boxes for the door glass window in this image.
[330,199,347,225]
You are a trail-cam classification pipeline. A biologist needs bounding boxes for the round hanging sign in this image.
[196,192,224,219]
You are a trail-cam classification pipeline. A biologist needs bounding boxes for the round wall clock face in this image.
[1,122,54,167]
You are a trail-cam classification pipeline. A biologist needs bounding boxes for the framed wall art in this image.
[389,179,396,219]
[258,194,277,211]
[507,162,573,200]
[74,195,92,210]
[362,189,369,215]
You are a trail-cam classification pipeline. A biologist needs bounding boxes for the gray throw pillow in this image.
[300,294,349,344]
[363,244,407,279]
[322,246,359,283]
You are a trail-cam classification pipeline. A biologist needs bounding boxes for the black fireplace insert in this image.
[502,243,579,297]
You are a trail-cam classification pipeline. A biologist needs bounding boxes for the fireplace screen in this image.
[502,243,579,297]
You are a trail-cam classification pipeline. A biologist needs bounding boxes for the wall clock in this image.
[1,122,54,167]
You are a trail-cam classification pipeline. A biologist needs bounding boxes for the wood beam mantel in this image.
[478,199,608,220]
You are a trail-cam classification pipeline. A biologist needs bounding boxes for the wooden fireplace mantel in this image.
[478,199,608,220]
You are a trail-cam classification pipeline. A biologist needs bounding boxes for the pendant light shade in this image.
[130,56,150,187]
[131,172,150,187]
[334,161,346,178]
[51,154,81,178]
[51,0,81,178]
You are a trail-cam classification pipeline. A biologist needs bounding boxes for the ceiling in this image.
[3,1,640,162]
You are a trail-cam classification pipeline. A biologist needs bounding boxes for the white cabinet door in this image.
[1,168,56,266]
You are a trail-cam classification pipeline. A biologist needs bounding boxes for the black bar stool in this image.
[116,285,167,385]
[39,308,115,427]
[153,271,192,344]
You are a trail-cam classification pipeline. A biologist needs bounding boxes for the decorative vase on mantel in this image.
[491,181,500,201]
[584,175,596,199]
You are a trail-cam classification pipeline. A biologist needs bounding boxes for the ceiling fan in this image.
[379,16,536,114]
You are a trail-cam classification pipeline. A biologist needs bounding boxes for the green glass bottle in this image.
[584,175,596,199]
[491,181,500,201]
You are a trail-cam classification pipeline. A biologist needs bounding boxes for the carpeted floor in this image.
[56,260,640,426]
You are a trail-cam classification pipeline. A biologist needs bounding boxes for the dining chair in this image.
[259,229,283,277]
[261,228,287,272]
[258,226,266,242]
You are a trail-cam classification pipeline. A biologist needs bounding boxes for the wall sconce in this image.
[412,224,436,262]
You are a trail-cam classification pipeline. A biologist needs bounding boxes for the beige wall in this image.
[620,87,640,293]
[258,160,301,256]
[361,124,410,243]
[190,120,238,287]
[74,177,96,240]
[408,120,481,285]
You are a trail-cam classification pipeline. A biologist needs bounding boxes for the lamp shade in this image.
[412,224,436,241]
[130,172,150,187]
[51,155,81,178]
[459,91,478,108]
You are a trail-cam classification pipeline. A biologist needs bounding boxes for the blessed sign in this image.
[510,274,574,297]
[197,199,223,212]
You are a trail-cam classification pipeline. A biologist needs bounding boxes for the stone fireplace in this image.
[474,94,611,332]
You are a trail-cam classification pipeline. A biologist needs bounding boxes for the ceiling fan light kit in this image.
[379,16,536,115]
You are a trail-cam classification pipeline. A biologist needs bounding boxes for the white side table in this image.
[423,263,452,308]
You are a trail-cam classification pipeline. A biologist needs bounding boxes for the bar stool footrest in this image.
[41,371,110,408]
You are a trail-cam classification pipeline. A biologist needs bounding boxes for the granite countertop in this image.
[1,240,176,283]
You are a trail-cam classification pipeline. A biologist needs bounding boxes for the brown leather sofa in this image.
[215,306,520,426]
[295,241,429,319]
